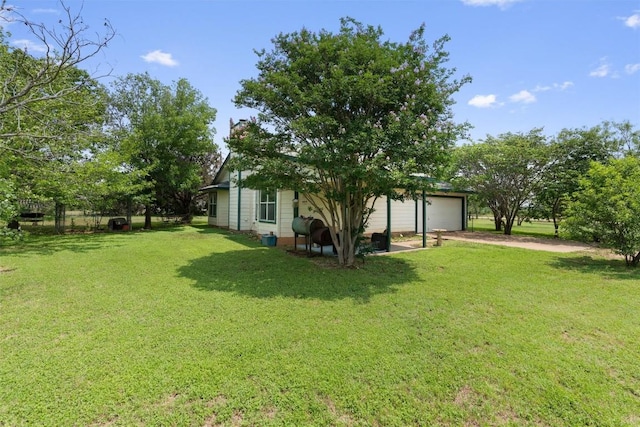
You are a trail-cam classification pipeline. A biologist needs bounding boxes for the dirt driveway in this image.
[391,231,599,254]
[435,231,596,253]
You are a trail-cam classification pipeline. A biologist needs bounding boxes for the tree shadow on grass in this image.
[176,245,420,303]
[0,231,137,258]
[550,255,640,281]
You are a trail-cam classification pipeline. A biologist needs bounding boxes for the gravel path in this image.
[438,231,595,253]
[393,231,598,253]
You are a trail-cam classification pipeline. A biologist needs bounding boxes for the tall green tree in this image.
[229,18,471,266]
[108,73,218,229]
[564,156,640,267]
[0,1,114,226]
[454,129,549,235]
[74,149,149,229]
[535,124,620,237]
[602,120,640,158]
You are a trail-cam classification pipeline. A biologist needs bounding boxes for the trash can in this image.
[107,217,129,231]
[261,234,277,246]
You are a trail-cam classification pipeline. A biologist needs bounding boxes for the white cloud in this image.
[589,59,612,78]
[141,50,179,67]
[11,39,47,53]
[556,81,574,90]
[621,13,640,28]
[625,63,640,74]
[533,81,572,92]
[509,90,536,104]
[533,84,551,92]
[468,94,500,108]
[461,0,520,8]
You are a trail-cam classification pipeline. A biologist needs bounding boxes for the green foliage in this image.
[73,149,151,229]
[1,227,639,425]
[0,178,18,223]
[564,156,640,266]
[602,120,640,158]
[0,177,23,243]
[0,5,115,215]
[454,129,549,235]
[230,17,471,266]
[535,122,634,237]
[108,73,219,227]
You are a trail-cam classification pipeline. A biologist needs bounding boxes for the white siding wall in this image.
[228,170,255,231]
[276,190,296,238]
[216,191,229,227]
[219,168,230,183]
[227,185,466,235]
[296,194,413,234]
[367,198,414,233]
[298,194,331,226]
[207,164,232,227]
[294,193,466,234]
[250,189,298,238]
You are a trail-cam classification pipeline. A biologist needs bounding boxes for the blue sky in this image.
[3,0,639,150]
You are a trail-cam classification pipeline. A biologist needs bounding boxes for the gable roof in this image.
[212,153,231,184]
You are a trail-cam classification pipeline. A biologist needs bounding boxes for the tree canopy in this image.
[0,1,114,228]
[229,17,471,266]
[454,129,548,235]
[564,156,640,267]
[534,124,619,237]
[0,1,114,142]
[108,73,219,229]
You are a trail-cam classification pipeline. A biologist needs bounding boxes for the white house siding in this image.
[367,198,414,234]
[308,193,467,234]
[213,191,229,227]
[297,194,332,227]
[292,193,467,234]
[216,169,466,236]
[218,168,230,183]
[250,189,307,238]
[276,190,297,238]
[295,194,413,234]
[228,170,255,231]
[298,194,322,220]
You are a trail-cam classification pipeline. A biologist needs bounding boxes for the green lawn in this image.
[1,224,639,426]
[467,217,560,238]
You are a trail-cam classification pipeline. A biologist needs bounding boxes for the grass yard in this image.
[1,224,639,426]
[467,217,562,238]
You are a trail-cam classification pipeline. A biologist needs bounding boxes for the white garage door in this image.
[424,197,463,232]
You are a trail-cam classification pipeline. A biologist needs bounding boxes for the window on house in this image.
[259,190,276,223]
[208,192,217,218]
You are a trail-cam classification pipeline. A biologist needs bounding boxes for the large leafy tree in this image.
[108,73,218,229]
[0,1,114,226]
[229,18,471,266]
[535,124,621,237]
[0,1,114,142]
[564,156,640,267]
[603,120,640,158]
[4,69,110,201]
[454,129,549,235]
[73,149,149,229]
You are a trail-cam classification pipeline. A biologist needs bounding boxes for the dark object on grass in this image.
[7,220,21,231]
[19,212,44,225]
[371,231,389,251]
[107,217,129,231]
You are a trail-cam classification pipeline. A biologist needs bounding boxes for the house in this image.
[200,153,470,248]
